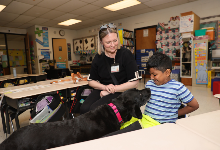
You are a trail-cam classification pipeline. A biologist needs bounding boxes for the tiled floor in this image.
[0,79,220,143]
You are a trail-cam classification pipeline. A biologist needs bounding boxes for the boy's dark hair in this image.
[147,52,172,72]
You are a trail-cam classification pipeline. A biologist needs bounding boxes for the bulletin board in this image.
[0,49,26,67]
[73,35,97,54]
[8,49,26,67]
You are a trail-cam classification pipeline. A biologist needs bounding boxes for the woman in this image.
[80,23,141,114]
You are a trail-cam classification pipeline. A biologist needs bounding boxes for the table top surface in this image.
[0,74,46,79]
[176,110,220,146]
[48,123,220,150]
[2,78,88,99]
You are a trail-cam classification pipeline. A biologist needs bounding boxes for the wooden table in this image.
[48,123,220,150]
[176,110,220,146]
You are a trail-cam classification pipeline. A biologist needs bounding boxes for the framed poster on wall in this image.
[73,39,83,52]
[83,37,95,50]
[194,40,208,84]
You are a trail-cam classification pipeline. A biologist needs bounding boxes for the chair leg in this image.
[1,105,7,138]
[15,112,20,129]
[5,106,10,134]
[9,116,15,132]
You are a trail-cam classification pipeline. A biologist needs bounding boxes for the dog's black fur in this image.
[0,88,151,150]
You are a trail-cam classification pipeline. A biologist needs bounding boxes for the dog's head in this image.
[111,88,151,122]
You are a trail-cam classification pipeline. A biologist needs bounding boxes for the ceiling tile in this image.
[11,15,35,23]
[70,4,100,15]
[5,22,24,28]
[37,0,70,9]
[92,0,121,7]
[126,7,154,16]
[53,13,79,21]
[138,0,151,2]
[144,0,176,7]
[74,15,90,21]
[79,18,101,25]
[93,12,121,20]
[83,8,110,18]
[2,1,33,14]
[39,10,65,19]
[152,0,188,10]
[102,14,128,22]
[0,12,19,21]
[18,23,35,29]
[80,0,98,3]
[23,6,50,17]
[116,4,150,14]
[0,0,12,6]
[55,0,88,12]
[40,20,60,26]
[0,20,9,26]
[15,0,43,5]
[28,18,49,24]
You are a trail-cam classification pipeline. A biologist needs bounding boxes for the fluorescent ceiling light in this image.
[58,19,81,26]
[0,5,6,12]
[104,0,141,11]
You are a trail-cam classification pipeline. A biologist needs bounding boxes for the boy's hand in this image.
[178,98,199,116]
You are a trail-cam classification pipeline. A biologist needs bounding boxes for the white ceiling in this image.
[0,0,198,30]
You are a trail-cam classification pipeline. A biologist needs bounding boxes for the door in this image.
[135,26,157,50]
[134,26,157,78]
[25,32,32,74]
[52,39,68,68]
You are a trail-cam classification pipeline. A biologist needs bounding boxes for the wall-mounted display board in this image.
[73,35,97,54]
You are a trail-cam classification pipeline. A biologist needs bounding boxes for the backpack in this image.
[30,91,65,123]
[69,85,93,118]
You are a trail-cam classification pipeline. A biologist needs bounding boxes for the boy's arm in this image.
[178,98,199,116]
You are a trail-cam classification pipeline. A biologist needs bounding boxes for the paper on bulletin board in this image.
[194,42,208,84]
[180,15,194,33]
[41,51,50,60]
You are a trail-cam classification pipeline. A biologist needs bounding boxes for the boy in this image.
[144,52,199,123]
[104,52,199,137]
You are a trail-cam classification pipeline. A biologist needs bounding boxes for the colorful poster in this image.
[67,43,71,61]
[180,15,194,33]
[194,43,208,84]
[42,27,49,47]
[41,51,50,60]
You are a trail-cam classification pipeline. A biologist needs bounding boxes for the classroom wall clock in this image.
[59,30,65,36]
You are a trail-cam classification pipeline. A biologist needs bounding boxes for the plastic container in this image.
[13,68,17,77]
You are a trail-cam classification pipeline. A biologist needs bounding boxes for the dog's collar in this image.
[108,103,123,124]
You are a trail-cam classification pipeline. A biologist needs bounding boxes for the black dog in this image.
[0,88,151,150]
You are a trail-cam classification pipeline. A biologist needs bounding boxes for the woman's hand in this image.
[105,84,116,94]
[100,90,110,98]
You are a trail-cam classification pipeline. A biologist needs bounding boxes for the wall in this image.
[28,25,78,73]
[76,0,220,37]
[0,26,26,34]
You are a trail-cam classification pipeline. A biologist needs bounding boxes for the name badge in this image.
[111,63,119,73]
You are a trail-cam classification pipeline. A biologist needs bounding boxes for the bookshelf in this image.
[118,29,134,54]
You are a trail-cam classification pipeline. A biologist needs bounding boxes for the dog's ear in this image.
[131,104,142,119]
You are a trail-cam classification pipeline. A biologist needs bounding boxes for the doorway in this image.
[134,25,157,78]
[52,39,68,68]
[0,33,29,75]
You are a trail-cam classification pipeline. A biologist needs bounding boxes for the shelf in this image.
[211,67,220,69]
[123,37,133,39]
[182,62,191,63]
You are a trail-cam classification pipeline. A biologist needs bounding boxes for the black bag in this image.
[69,85,93,116]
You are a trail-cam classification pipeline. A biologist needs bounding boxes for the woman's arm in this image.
[114,80,139,92]
[88,80,106,91]
[178,98,199,116]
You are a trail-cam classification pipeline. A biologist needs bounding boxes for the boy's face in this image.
[149,68,171,86]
